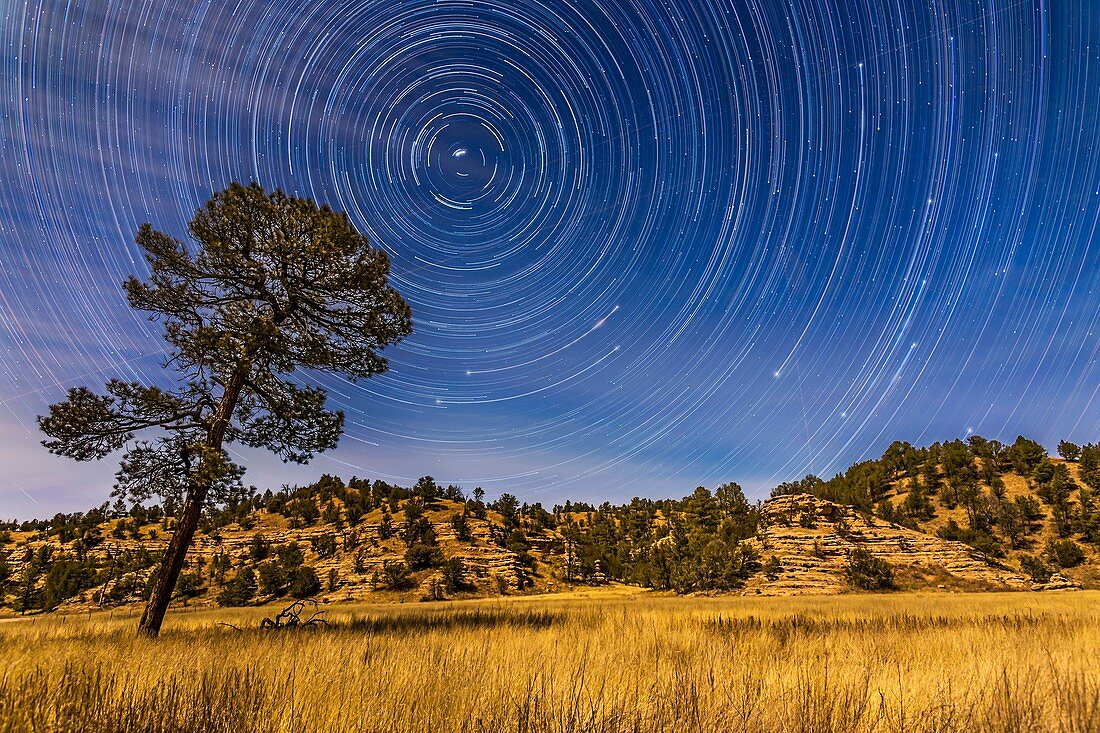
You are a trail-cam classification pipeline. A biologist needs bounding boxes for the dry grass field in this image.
[2,587,1099,733]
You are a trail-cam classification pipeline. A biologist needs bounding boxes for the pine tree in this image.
[37,183,411,636]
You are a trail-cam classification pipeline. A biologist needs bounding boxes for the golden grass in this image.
[2,588,1099,732]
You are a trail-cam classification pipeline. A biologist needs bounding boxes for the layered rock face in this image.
[741,494,1030,595]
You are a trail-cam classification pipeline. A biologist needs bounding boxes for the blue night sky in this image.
[1,0,1098,517]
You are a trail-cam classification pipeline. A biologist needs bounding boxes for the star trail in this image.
[1,0,1098,514]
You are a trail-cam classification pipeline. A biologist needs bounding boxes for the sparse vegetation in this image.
[770,435,1100,584]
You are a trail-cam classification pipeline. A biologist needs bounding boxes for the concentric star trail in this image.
[1,0,1098,514]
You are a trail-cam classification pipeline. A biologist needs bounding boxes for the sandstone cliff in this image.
[741,494,1031,595]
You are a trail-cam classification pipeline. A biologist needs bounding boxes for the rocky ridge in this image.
[2,491,1078,615]
[741,494,1031,595]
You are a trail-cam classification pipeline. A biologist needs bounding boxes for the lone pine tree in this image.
[38,182,412,636]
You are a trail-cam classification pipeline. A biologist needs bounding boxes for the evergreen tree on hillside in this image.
[1059,440,1081,462]
[1007,436,1046,476]
[1079,444,1100,489]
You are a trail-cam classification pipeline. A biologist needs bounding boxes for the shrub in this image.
[41,556,98,610]
[506,531,538,572]
[378,512,394,540]
[378,560,412,590]
[903,486,936,520]
[938,519,1004,557]
[1045,538,1085,568]
[763,555,782,581]
[403,503,436,547]
[174,571,204,599]
[672,540,758,593]
[104,573,141,604]
[289,566,321,599]
[997,502,1028,548]
[1052,501,1076,538]
[312,533,337,559]
[1019,553,1053,583]
[277,542,305,571]
[406,543,444,570]
[1082,509,1100,545]
[257,561,287,596]
[217,567,257,607]
[844,547,894,590]
[451,513,473,542]
[249,533,271,561]
[1014,495,1045,524]
[835,518,852,538]
[441,557,468,593]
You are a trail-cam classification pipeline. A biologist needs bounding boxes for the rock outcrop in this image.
[741,494,1031,595]
[1031,573,1083,592]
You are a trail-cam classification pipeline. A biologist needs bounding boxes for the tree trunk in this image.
[137,368,247,637]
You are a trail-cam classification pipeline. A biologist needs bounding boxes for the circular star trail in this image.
[1,0,1098,512]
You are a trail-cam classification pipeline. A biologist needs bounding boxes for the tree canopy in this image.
[38,182,411,635]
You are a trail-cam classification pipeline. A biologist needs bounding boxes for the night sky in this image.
[1,0,1098,516]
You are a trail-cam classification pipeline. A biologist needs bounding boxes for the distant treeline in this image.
[0,473,762,607]
[2,435,1098,611]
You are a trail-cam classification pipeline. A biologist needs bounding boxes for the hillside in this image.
[2,435,1096,615]
[878,462,1100,588]
[0,493,565,614]
[743,493,1030,595]
[772,435,1100,589]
